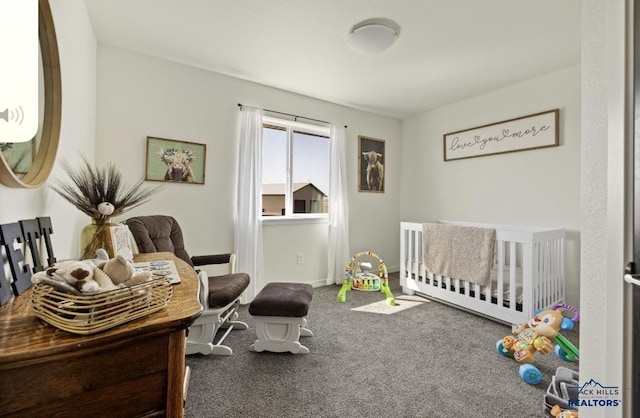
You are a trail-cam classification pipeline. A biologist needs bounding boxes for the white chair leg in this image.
[228,319,249,330]
[300,318,313,337]
[186,297,247,356]
[219,301,248,330]
[209,345,233,356]
[186,320,221,355]
[220,300,245,329]
[249,316,311,354]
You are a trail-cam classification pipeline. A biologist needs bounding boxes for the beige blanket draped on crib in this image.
[422,223,496,286]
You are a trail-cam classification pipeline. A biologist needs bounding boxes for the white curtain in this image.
[234,106,264,302]
[327,124,350,285]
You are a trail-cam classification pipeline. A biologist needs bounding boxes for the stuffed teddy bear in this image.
[97,255,152,287]
[31,259,118,294]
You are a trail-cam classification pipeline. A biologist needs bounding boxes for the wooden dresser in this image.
[0,252,202,418]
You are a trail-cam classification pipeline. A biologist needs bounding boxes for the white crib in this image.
[400,221,565,325]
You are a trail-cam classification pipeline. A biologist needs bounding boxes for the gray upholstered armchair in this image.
[125,215,250,355]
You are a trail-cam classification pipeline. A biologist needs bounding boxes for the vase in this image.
[80,218,117,260]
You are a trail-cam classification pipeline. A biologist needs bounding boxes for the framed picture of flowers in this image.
[145,136,206,184]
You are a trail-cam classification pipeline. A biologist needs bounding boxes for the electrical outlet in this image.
[297,253,304,264]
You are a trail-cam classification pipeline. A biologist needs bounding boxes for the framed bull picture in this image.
[358,135,385,193]
[145,136,206,184]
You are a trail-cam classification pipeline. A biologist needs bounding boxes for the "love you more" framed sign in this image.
[443,109,559,161]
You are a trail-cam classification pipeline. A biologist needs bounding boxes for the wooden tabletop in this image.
[0,252,202,367]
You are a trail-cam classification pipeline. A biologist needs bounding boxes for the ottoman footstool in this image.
[249,282,313,354]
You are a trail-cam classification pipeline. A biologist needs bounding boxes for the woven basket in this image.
[31,278,173,335]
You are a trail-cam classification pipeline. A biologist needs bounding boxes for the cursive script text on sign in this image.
[443,110,558,161]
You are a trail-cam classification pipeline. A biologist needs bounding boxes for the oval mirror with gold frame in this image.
[0,0,61,189]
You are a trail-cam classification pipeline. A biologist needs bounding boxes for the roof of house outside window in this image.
[262,182,326,197]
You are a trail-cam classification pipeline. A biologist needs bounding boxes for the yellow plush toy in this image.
[500,309,565,364]
[97,255,152,287]
[496,304,580,385]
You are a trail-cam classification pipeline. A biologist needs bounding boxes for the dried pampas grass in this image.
[50,156,160,221]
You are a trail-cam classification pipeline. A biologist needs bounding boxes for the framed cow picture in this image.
[358,135,385,193]
[145,136,206,184]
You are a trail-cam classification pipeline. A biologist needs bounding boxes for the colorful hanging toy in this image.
[496,303,580,385]
[337,251,395,306]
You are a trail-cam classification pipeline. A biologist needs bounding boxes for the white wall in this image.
[95,45,401,285]
[400,65,582,307]
[0,0,96,259]
[580,0,626,416]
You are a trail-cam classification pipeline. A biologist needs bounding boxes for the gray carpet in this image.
[185,274,579,418]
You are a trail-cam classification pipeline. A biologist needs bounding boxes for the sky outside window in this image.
[262,127,329,195]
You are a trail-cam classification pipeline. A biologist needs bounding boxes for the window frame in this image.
[261,116,330,223]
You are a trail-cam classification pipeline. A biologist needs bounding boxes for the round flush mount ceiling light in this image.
[347,18,400,55]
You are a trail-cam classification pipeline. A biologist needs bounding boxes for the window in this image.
[261,117,330,217]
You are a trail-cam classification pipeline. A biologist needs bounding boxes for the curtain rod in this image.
[237,104,347,128]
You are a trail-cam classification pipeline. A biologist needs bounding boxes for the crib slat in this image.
[400,226,407,286]
[523,242,534,315]
[400,227,404,276]
[496,240,504,308]
[550,240,556,302]
[543,242,548,310]
[556,238,563,302]
[407,229,414,281]
[418,244,426,285]
[558,237,565,302]
[415,232,419,282]
[546,242,552,307]
[554,240,560,302]
[508,241,517,310]
[551,241,556,304]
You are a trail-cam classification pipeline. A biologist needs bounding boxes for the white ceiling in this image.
[83,0,581,119]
